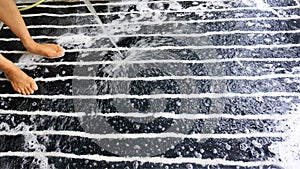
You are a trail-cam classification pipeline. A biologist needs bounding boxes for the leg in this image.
[0,0,64,58]
[0,0,64,94]
[0,54,38,95]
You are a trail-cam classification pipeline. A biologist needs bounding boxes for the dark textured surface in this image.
[0,0,299,168]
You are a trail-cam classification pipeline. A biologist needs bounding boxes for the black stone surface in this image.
[0,0,299,168]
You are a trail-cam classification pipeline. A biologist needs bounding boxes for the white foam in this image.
[1,43,299,54]
[0,92,299,99]
[243,0,283,17]
[0,130,292,140]
[268,102,300,167]
[8,57,300,67]
[3,1,299,167]
[3,14,296,30]
[0,151,285,167]
[0,109,296,120]
[0,122,54,168]
[30,73,300,82]
[56,33,95,49]
[17,53,44,70]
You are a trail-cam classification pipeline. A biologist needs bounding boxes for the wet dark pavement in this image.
[0,0,299,168]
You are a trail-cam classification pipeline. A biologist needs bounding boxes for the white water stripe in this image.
[0,50,27,54]
[88,112,298,120]
[65,44,300,52]
[3,16,299,30]
[23,0,230,9]
[22,13,92,17]
[0,130,289,139]
[0,36,59,41]
[0,109,295,120]
[25,0,298,13]
[21,5,300,18]
[0,151,283,167]
[1,30,300,42]
[1,44,299,54]
[0,92,299,99]
[17,3,86,9]
[111,30,300,37]
[103,16,300,26]
[2,24,100,29]
[103,30,300,38]
[28,74,300,82]
[0,109,85,117]
[92,4,296,14]
[91,0,294,9]
[12,57,300,67]
[22,0,232,9]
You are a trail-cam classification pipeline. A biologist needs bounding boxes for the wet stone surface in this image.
[0,0,299,168]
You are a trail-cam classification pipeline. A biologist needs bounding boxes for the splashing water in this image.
[52,0,299,166]
[0,122,54,169]
[268,102,300,168]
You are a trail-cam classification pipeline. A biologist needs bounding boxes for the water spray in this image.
[83,0,126,59]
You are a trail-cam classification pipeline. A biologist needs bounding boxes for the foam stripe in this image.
[12,57,300,66]
[0,130,290,139]
[1,44,299,54]
[3,16,299,29]
[0,109,85,117]
[1,30,300,42]
[0,109,297,120]
[20,5,300,18]
[0,151,285,167]
[0,92,299,99]
[30,74,300,82]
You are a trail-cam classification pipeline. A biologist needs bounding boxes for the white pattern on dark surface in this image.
[0,0,299,168]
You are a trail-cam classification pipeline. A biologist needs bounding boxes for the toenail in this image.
[34,84,38,90]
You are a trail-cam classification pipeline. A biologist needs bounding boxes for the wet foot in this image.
[2,41,64,95]
[4,63,38,95]
[24,41,64,58]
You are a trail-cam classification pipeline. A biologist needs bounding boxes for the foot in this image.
[4,63,38,95]
[24,40,64,58]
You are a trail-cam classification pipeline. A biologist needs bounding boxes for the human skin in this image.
[0,0,64,95]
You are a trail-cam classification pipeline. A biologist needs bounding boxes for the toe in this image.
[11,83,18,93]
[16,88,22,94]
[24,88,31,95]
[27,87,34,95]
[58,45,64,54]
[23,84,32,95]
[20,88,27,95]
[12,84,22,95]
[48,46,62,58]
[54,45,64,57]
[30,81,38,91]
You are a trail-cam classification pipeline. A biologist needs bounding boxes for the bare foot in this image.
[24,41,64,58]
[2,40,63,95]
[4,63,38,95]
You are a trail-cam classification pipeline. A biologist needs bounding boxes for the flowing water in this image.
[0,0,299,168]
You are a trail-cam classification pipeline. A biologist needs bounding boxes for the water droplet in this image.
[186,163,193,169]
[225,143,231,150]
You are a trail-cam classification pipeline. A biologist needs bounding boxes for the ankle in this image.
[1,61,18,75]
[21,38,37,51]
